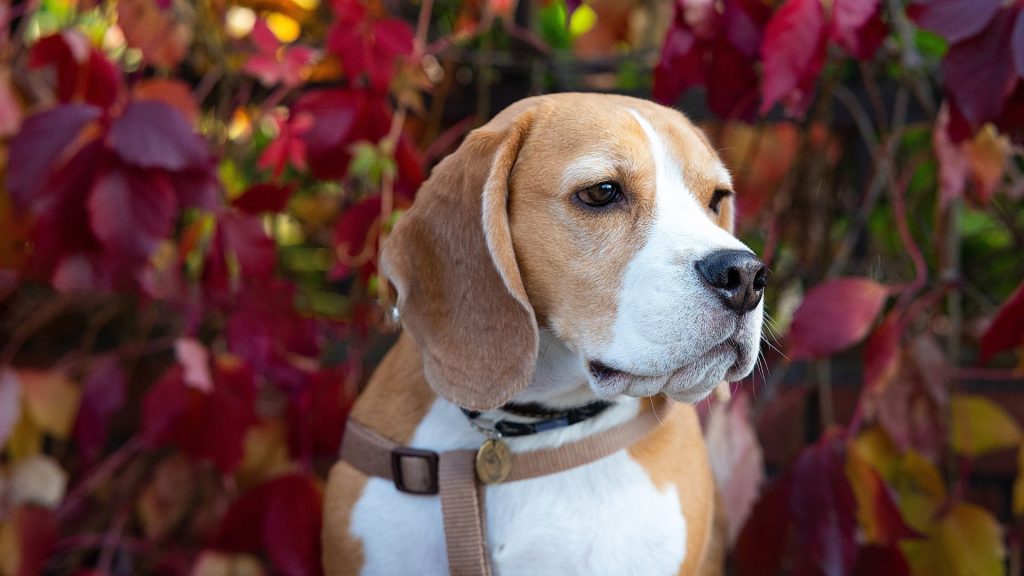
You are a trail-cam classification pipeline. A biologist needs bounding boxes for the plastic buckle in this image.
[390,447,439,495]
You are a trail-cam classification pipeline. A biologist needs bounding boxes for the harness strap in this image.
[339,397,673,576]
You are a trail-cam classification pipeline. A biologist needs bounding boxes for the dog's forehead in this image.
[520,96,730,199]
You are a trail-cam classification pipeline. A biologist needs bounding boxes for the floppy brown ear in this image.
[380,110,538,410]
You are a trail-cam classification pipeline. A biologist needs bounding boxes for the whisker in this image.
[649,396,663,424]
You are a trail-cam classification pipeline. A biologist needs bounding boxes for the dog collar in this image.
[459,400,612,437]
[339,396,673,576]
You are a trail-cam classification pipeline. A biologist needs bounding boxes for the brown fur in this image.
[322,334,435,575]
[628,401,718,575]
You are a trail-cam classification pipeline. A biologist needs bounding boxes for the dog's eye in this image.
[709,189,733,214]
[577,182,624,208]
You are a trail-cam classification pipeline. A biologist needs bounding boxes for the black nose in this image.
[695,250,767,314]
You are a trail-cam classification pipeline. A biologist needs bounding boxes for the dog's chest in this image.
[348,400,688,576]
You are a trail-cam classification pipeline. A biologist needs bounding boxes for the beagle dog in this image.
[323,93,765,576]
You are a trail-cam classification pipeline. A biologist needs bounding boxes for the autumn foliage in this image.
[0,0,1023,574]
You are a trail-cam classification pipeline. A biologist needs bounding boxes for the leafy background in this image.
[0,0,1023,574]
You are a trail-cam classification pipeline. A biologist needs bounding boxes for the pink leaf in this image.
[933,103,970,208]
[829,0,885,59]
[108,101,210,171]
[759,0,828,116]
[980,279,1024,362]
[704,392,765,545]
[175,337,213,393]
[788,277,889,360]
[0,71,22,138]
[0,367,22,449]
[830,0,879,43]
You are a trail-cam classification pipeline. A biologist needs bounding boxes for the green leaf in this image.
[901,503,1004,576]
[951,394,1024,456]
[913,29,948,60]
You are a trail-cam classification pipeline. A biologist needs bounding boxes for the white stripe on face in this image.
[585,109,759,401]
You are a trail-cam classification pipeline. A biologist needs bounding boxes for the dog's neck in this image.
[505,330,605,410]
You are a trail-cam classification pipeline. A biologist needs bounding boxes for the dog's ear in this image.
[380,110,538,410]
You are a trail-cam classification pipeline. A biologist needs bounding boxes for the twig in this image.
[57,437,144,522]
[0,293,74,367]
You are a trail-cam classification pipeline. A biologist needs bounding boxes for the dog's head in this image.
[382,93,765,410]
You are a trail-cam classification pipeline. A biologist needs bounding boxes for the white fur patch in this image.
[348,395,687,575]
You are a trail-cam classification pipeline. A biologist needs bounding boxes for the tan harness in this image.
[340,397,673,576]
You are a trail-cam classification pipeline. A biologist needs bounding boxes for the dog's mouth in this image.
[585,338,746,399]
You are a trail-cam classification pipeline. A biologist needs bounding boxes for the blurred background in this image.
[1,0,1024,574]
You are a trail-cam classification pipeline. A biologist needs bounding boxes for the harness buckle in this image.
[390,447,439,495]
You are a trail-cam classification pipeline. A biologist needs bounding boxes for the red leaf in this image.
[141,359,258,473]
[287,366,354,460]
[759,0,828,116]
[295,89,384,180]
[170,165,222,210]
[788,278,890,360]
[28,141,104,284]
[72,354,127,464]
[8,104,101,211]
[88,163,178,264]
[791,430,858,576]
[942,7,1019,125]
[232,182,296,214]
[980,279,1024,362]
[226,280,318,394]
[108,101,210,171]
[12,506,58,576]
[734,475,791,576]
[653,27,704,105]
[330,194,384,281]
[29,32,121,109]
[909,0,1000,44]
[853,545,910,576]
[706,40,760,119]
[862,312,903,391]
[215,474,323,576]
[326,1,413,92]
[218,211,276,279]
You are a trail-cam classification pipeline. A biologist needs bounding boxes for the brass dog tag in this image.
[475,438,512,484]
